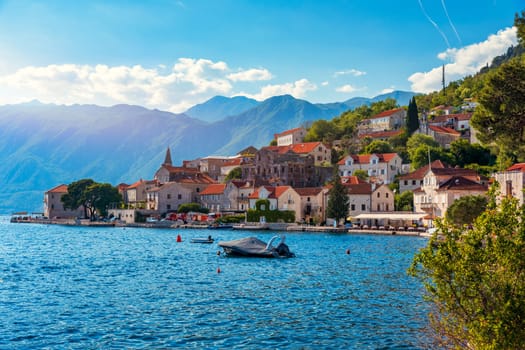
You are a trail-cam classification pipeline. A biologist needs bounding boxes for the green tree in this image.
[326,170,349,224]
[177,203,209,214]
[448,139,495,167]
[515,10,525,45]
[62,178,95,218]
[363,140,393,154]
[409,189,525,348]
[406,97,419,135]
[83,183,122,218]
[410,145,453,170]
[225,167,242,181]
[396,190,414,211]
[445,195,488,227]
[471,55,525,162]
[353,169,369,182]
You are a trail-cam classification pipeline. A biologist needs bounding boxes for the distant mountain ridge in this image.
[0,90,416,213]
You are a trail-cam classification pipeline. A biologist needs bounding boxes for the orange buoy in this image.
[176,234,182,242]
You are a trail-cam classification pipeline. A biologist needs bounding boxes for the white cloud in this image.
[0,58,282,112]
[379,87,395,94]
[409,26,518,93]
[336,84,358,93]
[321,81,329,86]
[239,79,317,101]
[334,69,366,77]
[227,68,272,82]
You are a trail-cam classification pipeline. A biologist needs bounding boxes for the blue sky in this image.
[0,0,521,112]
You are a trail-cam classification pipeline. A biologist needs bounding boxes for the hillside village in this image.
[42,101,525,230]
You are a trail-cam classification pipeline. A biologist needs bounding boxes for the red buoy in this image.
[346,248,350,255]
[176,234,182,242]
[217,267,221,273]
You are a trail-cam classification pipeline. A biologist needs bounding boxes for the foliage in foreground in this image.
[409,187,525,349]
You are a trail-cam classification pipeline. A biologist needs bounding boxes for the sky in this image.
[0,0,521,113]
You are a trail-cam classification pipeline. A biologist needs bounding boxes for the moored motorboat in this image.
[190,236,214,244]
[218,235,295,258]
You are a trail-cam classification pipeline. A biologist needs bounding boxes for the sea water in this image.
[0,216,433,349]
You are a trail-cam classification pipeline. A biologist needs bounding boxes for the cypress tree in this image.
[406,97,419,135]
[326,169,349,224]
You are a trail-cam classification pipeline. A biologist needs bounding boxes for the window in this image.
[351,204,355,211]
[404,180,408,186]
[377,192,380,198]
[167,204,171,210]
[386,193,389,198]
[377,204,380,211]
[412,180,416,185]
[361,204,366,211]
[178,194,182,200]
[386,204,389,211]
[167,194,171,199]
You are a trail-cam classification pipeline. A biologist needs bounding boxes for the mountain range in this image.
[0,90,416,213]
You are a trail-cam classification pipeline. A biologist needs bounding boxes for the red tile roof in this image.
[436,176,488,192]
[274,127,305,139]
[369,108,404,119]
[294,187,323,196]
[221,158,242,167]
[248,186,291,199]
[341,176,365,184]
[399,160,447,180]
[200,183,226,195]
[47,184,68,193]
[344,183,372,195]
[337,153,399,165]
[262,142,326,155]
[429,125,461,135]
[507,163,525,172]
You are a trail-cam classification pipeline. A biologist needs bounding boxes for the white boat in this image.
[190,236,214,244]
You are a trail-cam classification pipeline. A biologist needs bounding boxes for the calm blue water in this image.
[0,216,432,349]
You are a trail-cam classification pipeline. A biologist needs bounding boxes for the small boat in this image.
[190,236,214,244]
[218,235,295,258]
[231,223,269,230]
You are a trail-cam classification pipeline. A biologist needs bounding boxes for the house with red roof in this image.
[248,185,300,221]
[294,187,327,224]
[427,125,461,148]
[274,127,307,146]
[219,157,242,182]
[493,163,525,206]
[337,153,403,184]
[224,180,256,211]
[398,160,447,193]
[242,143,331,188]
[414,166,488,226]
[146,182,193,213]
[357,108,406,135]
[43,184,84,219]
[199,183,229,213]
[126,179,158,208]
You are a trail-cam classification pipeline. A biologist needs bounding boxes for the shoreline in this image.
[9,216,427,236]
